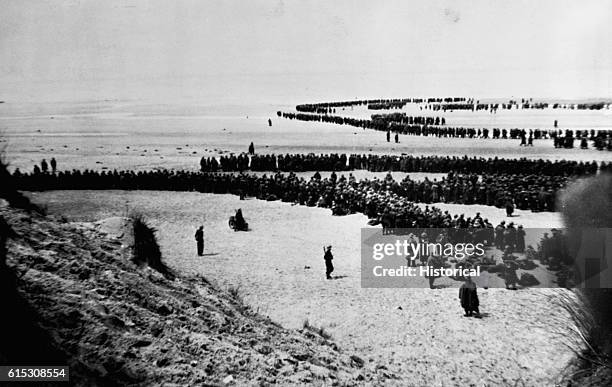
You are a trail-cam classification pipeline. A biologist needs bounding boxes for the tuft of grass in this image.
[228,285,241,299]
[225,285,253,315]
[302,319,332,340]
[553,290,612,383]
[129,212,173,279]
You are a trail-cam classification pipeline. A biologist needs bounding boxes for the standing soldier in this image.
[426,253,440,289]
[248,142,255,155]
[459,275,480,317]
[324,245,334,279]
[195,225,204,256]
[394,133,399,143]
[505,197,515,217]
[50,157,57,173]
[516,225,526,253]
[268,118,272,127]
[386,130,391,143]
[41,159,48,173]
[503,247,519,290]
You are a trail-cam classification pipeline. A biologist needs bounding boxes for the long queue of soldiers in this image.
[294,98,609,114]
[278,110,612,145]
[553,131,612,151]
[8,168,525,229]
[295,97,467,113]
[10,161,569,214]
[424,101,609,112]
[200,153,600,177]
[278,111,445,132]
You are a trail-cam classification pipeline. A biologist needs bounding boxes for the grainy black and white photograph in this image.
[1,0,612,386]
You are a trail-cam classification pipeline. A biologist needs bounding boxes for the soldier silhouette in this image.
[195,225,204,256]
[324,245,334,279]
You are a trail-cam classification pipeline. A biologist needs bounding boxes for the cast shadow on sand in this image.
[431,284,452,289]
[463,312,491,319]
[329,275,349,280]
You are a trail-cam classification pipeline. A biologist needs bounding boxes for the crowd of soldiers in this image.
[10,168,484,228]
[200,153,599,177]
[11,160,567,218]
[389,173,561,212]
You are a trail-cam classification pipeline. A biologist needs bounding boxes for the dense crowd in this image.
[199,153,598,177]
[7,168,509,226]
[10,161,576,214]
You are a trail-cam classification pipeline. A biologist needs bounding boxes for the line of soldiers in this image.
[199,153,599,177]
[294,97,468,113]
[552,130,612,151]
[278,110,612,143]
[294,98,608,114]
[9,166,565,227]
[424,101,609,112]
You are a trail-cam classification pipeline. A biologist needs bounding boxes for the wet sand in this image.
[2,101,612,173]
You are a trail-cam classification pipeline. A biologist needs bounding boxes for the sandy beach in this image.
[28,190,573,386]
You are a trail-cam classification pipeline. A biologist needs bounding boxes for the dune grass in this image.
[129,212,174,279]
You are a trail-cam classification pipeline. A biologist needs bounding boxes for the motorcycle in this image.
[228,216,249,231]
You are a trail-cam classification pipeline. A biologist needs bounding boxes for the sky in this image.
[1,0,611,103]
